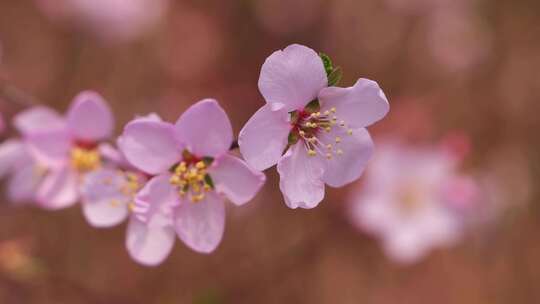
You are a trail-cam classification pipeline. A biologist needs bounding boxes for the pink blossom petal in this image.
[126,217,176,267]
[319,78,389,128]
[26,129,71,168]
[210,154,266,206]
[7,162,43,204]
[118,120,181,175]
[133,174,179,225]
[81,168,130,228]
[0,139,25,178]
[13,106,65,135]
[36,166,79,210]
[98,142,125,165]
[383,227,429,264]
[259,44,327,111]
[174,192,225,253]
[174,99,233,157]
[238,105,291,171]
[321,128,374,187]
[66,91,114,141]
[277,143,326,209]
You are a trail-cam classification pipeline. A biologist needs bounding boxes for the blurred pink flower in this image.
[239,44,389,209]
[384,0,465,16]
[0,106,64,204]
[79,113,161,228]
[349,141,480,264]
[35,0,169,43]
[119,99,265,265]
[25,91,114,210]
[425,7,492,73]
[80,141,148,228]
[0,112,5,135]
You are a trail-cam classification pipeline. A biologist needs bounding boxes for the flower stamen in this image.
[70,147,101,172]
[170,160,213,203]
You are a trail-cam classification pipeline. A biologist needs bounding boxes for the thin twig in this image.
[0,77,40,109]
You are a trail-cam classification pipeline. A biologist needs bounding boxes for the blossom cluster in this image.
[0,44,389,266]
[348,139,480,264]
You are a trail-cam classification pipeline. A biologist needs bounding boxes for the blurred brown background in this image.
[0,0,539,303]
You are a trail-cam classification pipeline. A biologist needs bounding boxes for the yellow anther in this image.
[325,127,331,132]
[326,153,332,160]
[70,147,101,172]
[330,107,336,113]
[326,144,332,150]
[176,162,188,174]
[347,129,353,135]
[307,149,317,156]
[335,137,342,143]
[170,158,214,203]
[299,130,305,136]
[337,149,344,155]
[195,161,206,169]
[340,121,346,127]
[324,110,330,115]
[170,175,180,184]
[192,193,205,203]
[110,199,120,207]
[128,202,136,212]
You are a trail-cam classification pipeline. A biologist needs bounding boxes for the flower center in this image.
[290,105,353,159]
[397,184,426,214]
[169,156,214,203]
[70,147,101,172]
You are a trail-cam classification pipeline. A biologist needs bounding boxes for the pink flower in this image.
[25,91,114,210]
[35,0,169,43]
[119,99,265,265]
[349,141,479,264]
[80,142,148,228]
[239,44,389,209]
[0,106,64,203]
[0,113,5,135]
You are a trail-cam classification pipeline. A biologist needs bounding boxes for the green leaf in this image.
[305,99,320,113]
[202,157,214,166]
[289,111,299,124]
[319,52,334,76]
[288,132,299,145]
[204,174,215,189]
[328,66,342,86]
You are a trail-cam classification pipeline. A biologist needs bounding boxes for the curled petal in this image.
[133,174,179,226]
[174,192,225,254]
[259,44,327,111]
[67,91,114,141]
[118,120,181,175]
[174,99,233,158]
[126,217,176,266]
[238,105,291,171]
[211,154,266,206]
[36,166,79,210]
[277,143,326,209]
[319,78,389,128]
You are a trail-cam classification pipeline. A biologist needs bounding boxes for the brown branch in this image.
[0,77,40,109]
